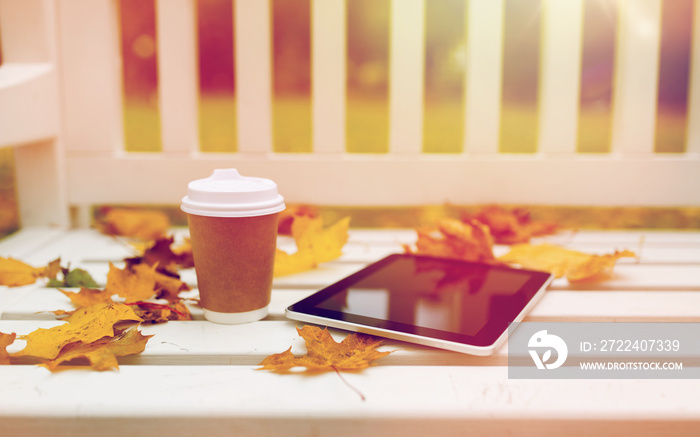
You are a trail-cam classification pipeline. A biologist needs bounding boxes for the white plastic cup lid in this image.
[181,169,285,217]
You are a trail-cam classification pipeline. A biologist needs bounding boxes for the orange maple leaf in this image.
[274,216,350,277]
[41,328,152,371]
[105,262,158,303]
[0,257,61,287]
[258,325,392,372]
[405,218,495,263]
[463,206,559,244]
[96,208,171,241]
[13,303,142,360]
[0,332,16,365]
[499,243,636,282]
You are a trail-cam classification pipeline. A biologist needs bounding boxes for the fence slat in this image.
[0,64,57,148]
[687,2,700,154]
[156,0,199,155]
[388,0,424,154]
[0,0,54,62]
[611,0,661,154]
[311,0,346,154]
[234,0,273,153]
[464,0,503,154]
[57,0,123,155]
[538,0,583,154]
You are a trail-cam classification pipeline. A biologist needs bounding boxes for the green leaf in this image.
[46,268,99,288]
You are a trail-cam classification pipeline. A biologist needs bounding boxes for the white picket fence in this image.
[1,0,699,228]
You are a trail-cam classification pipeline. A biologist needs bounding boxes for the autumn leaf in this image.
[41,328,152,371]
[405,218,495,263]
[13,303,143,360]
[59,287,114,307]
[96,208,171,241]
[44,258,62,281]
[127,236,194,272]
[0,332,16,365]
[274,216,350,276]
[128,301,192,324]
[0,257,60,287]
[105,262,158,303]
[258,325,391,372]
[499,243,636,282]
[47,267,99,288]
[273,248,317,277]
[463,206,559,244]
[278,204,320,235]
[153,269,191,302]
[294,216,350,264]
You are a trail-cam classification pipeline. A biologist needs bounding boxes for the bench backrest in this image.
[1,0,699,227]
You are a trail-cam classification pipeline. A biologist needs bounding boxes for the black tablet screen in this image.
[289,254,552,347]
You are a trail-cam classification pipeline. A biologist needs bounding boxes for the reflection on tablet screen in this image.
[313,256,532,338]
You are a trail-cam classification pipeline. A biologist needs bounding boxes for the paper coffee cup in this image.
[181,169,285,324]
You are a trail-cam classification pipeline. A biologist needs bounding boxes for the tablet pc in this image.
[285,254,554,355]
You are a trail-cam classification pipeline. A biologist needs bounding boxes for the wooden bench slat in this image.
[1,365,699,425]
[5,228,699,268]
[4,285,700,324]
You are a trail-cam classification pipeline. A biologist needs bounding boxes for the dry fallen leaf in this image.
[499,243,636,282]
[153,269,191,302]
[13,303,143,360]
[464,206,559,244]
[0,257,60,287]
[96,208,171,241]
[41,328,152,371]
[128,236,195,271]
[278,204,320,235]
[274,216,350,276]
[258,325,391,372]
[59,287,114,307]
[0,332,16,365]
[105,262,158,303]
[405,218,495,263]
[129,301,192,324]
[273,248,317,278]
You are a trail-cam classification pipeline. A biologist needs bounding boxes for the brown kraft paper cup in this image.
[188,213,279,320]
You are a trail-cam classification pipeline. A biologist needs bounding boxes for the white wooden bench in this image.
[1,0,700,436]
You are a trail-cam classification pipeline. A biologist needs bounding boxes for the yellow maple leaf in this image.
[42,328,152,371]
[406,218,495,263]
[498,243,636,282]
[105,262,158,303]
[59,287,114,307]
[274,216,350,277]
[273,248,316,277]
[13,303,142,360]
[96,208,171,241]
[277,204,320,235]
[0,257,60,287]
[258,325,391,372]
[0,332,16,365]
